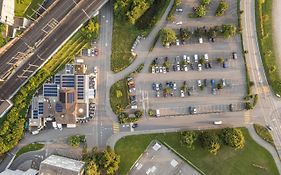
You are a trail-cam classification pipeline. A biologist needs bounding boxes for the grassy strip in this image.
[167,0,180,21]
[255,0,281,94]
[15,143,44,158]
[254,124,274,146]
[15,0,43,17]
[115,128,278,175]
[24,0,45,17]
[149,30,160,52]
[111,0,171,73]
[110,79,129,115]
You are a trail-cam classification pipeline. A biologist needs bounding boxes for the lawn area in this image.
[254,123,274,146]
[15,143,44,158]
[110,79,129,114]
[115,128,278,175]
[15,0,44,17]
[255,0,281,94]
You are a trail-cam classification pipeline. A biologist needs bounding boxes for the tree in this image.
[68,135,82,147]
[216,1,229,16]
[85,161,100,175]
[81,19,100,41]
[222,24,237,38]
[217,83,223,90]
[134,110,143,118]
[118,112,129,124]
[160,28,177,46]
[163,60,171,68]
[181,131,197,149]
[163,87,171,95]
[199,58,206,65]
[201,0,212,6]
[180,28,191,41]
[216,57,224,63]
[97,147,120,175]
[148,109,155,116]
[199,131,221,154]
[195,5,207,18]
[222,128,245,150]
[126,0,152,24]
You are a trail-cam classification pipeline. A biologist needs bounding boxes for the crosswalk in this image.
[256,85,270,94]
[244,111,251,124]
[112,122,120,134]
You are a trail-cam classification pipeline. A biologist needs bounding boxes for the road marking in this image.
[244,111,251,124]
[112,122,120,134]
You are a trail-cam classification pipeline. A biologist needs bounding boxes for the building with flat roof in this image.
[39,155,85,175]
[0,0,14,25]
[0,168,37,175]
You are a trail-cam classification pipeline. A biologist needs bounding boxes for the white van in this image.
[213,121,222,125]
[156,109,160,117]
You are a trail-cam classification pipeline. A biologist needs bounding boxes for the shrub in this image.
[222,128,245,150]
[215,0,229,16]
[180,131,197,149]
[160,28,177,46]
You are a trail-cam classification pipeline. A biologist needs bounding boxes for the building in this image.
[0,99,12,118]
[0,0,14,26]
[0,168,37,175]
[39,155,85,175]
[29,60,96,131]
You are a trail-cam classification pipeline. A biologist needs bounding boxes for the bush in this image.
[180,131,197,149]
[81,18,99,41]
[160,28,177,46]
[134,110,143,118]
[167,0,182,21]
[198,131,221,154]
[195,5,207,18]
[68,135,85,147]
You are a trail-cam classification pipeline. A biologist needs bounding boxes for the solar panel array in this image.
[55,103,63,112]
[67,92,75,103]
[33,109,38,119]
[43,84,58,97]
[54,75,61,85]
[76,75,84,100]
[38,102,44,115]
[61,75,75,88]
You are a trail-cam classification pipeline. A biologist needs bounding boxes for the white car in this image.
[151,66,155,73]
[177,64,180,71]
[184,64,188,72]
[155,83,159,91]
[194,54,198,63]
[199,37,203,44]
[204,53,209,62]
[198,64,202,71]
[180,90,185,97]
[163,67,167,74]
[176,39,180,46]
[187,56,191,64]
[155,66,159,73]
[176,8,183,12]
[176,21,183,25]
[183,55,187,62]
[159,66,163,73]
[93,66,98,73]
[173,82,177,90]
[197,80,202,87]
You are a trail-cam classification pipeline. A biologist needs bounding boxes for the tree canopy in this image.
[160,28,177,46]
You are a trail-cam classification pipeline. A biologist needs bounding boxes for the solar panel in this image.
[33,110,38,119]
[43,83,58,97]
[54,75,61,85]
[55,103,63,112]
[38,102,44,115]
[67,92,75,103]
[76,75,84,100]
[61,75,75,88]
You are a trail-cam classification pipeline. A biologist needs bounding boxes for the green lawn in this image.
[115,128,278,175]
[254,123,274,146]
[15,0,44,17]
[255,0,281,94]
[110,79,129,114]
[15,143,44,158]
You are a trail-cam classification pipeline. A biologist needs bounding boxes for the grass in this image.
[15,143,44,158]
[254,124,274,146]
[115,128,278,175]
[15,0,44,17]
[110,79,129,114]
[255,0,281,94]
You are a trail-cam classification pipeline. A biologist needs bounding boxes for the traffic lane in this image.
[0,0,104,99]
[9,150,45,170]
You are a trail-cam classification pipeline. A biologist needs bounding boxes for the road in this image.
[242,0,281,157]
[0,0,108,100]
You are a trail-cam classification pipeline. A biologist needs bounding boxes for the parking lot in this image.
[129,141,201,175]
[134,0,245,117]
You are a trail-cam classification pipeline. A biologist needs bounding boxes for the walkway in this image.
[272,0,281,76]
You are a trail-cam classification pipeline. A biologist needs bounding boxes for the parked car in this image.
[198,64,202,71]
[221,79,226,87]
[180,90,185,97]
[156,91,160,97]
[151,66,155,73]
[132,123,138,128]
[176,21,183,25]
[163,67,167,73]
[187,56,191,64]
[176,39,180,46]
[232,52,238,59]
[229,104,233,111]
[204,53,209,62]
[213,121,222,125]
[189,106,197,114]
[173,82,177,90]
[197,80,202,87]
[183,55,187,62]
[155,83,159,91]
[223,60,229,68]
[184,64,188,71]
[194,54,198,63]
[176,8,183,12]
[266,125,273,131]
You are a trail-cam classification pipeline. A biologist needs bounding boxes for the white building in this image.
[0,0,14,26]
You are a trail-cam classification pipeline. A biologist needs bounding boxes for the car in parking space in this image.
[177,64,180,71]
[163,67,167,73]
[173,82,177,90]
[208,62,212,68]
[159,66,163,73]
[187,56,191,64]
[93,66,98,73]
[156,91,160,98]
[212,88,216,95]
[176,8,183,12]
[132,123,138,128]
[232,52,238,59]
[229,104,234,111]
[197,80,202,87]
[266,125,273,131]
[159,83,163,90]
[198,64,202,71]
[151,66,155,73]
[204,54,209,62]
[213,121,222,125]
[183,64,188,71]
[194,54,198,63]
[176,39,180,45]
[183,55,187,62]
[155,83,159,91]
[155,66,159,73]
[190,63,194,70]
[211,79,216,95]
[221,79,226,87]
[189,106,197,114]
[223,59,229,68]
[152,83,156,90]
[180,90,185,97]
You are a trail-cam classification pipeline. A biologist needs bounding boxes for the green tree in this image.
[199,58,206,65]
[134,110,143,118]
[222,24,237,38]
[216,1,229,16]
[217,83,223,90]
[118,112,129,124]
[195,5,207,18]
[160,28,177,46]
[163,87,171,95]
[148,109,155,116]
[216,57,224,63]
[85,161,100,175]
[81,19,100,41]
[199,131,221,154]
[126,0,152,24]
[68,135,81,147]
[201,0,211,6]
[163,60,171,68]
[181,131,197,149]
[222,128,245,150]
[180,28,191,41]
[97,147,120,175]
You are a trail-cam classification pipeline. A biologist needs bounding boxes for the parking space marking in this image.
[244,111,251,124]
[112,122,120,134]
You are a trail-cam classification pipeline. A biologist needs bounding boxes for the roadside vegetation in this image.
[15,0,45,17]
[68,135,86,148]
[0,23,7,47]
[255,0,281,94]
[111,0,171,73]
[254,124,274,146]
[0,19,98,155]
[115,128,278,175]
[167,0,182,21]
[110,79,129,115]
[15,142,44,158]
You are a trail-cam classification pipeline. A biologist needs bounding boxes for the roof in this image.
[0,168,37,175]
[0,99,12,118]
[39,155,84,175]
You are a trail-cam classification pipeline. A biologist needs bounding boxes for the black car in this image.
[132,123,138,128]
[208,62,212,68]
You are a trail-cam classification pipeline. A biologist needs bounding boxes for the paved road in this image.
[0,0,108,100]
[242,0,281,159]
[272,0,281,75]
